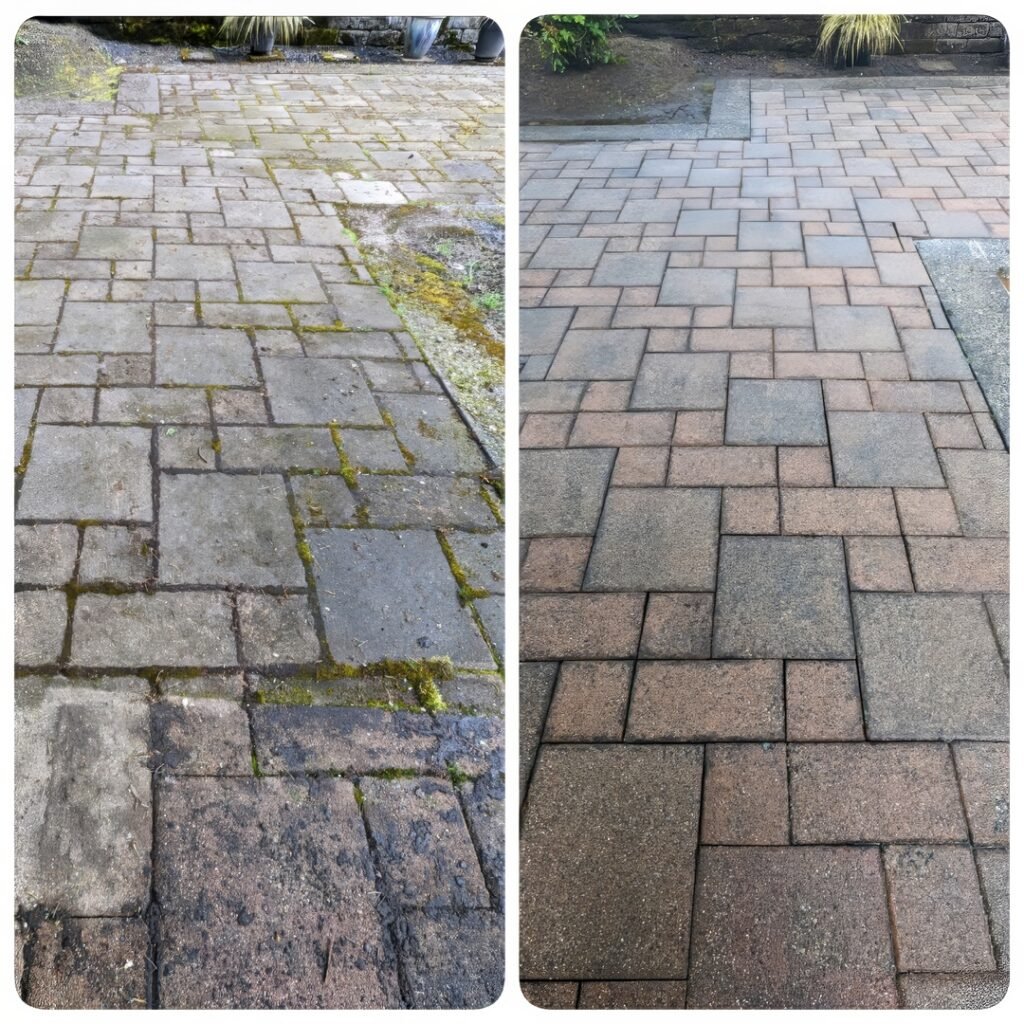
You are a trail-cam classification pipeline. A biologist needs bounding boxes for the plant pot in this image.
[474,19,504,61]
[251,29,274,56]
[404,17,442,60]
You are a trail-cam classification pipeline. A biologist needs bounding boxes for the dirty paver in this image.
[519,76,1008,1009]
[15,62,503,1009]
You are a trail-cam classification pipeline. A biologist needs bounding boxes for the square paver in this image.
[785,660,864,740]
[829,411,944,487]
[56,303,151,353]
[156,327,258,386]
[18,425,152,522]
[548,329,647,380]
[938,450,1008,536]
[734,288,811,327]
[737,221,803,251]
[952,742,1009,845]
[585,487,721,592]
[812,306,898,351]
[237,262,326,303]
[591,252,668,287]
[676,209,739,236]
[159,474,305,587]
[307,529,492,666]
[630,353,728,410]
[658,268,736,306]
[688,846,897,1008]
[852,593,1007,740]
[520,744,702,979]
[713,536,854,658]
[725,379,826,445]
[701,743,788,844]
[900,329,972,380]
[262,357,381,425]
[520,448,615,537]
[805,236,874,268]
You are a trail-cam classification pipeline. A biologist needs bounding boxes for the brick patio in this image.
[520,76,1008,1010]
[15,63,503,1009]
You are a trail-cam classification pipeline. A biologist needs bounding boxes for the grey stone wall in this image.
[323,16,485,49]
[626,15,1007,57]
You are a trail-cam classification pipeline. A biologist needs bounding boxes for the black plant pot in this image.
[474,19,504,61]
[251,29,274,56]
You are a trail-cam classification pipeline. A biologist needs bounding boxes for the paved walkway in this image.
[520,77,1008,1010]
[15,64,503,1009]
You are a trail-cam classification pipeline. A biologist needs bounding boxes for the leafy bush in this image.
[532,15,633,73]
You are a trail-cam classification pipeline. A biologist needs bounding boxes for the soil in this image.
[520,30,1007,126]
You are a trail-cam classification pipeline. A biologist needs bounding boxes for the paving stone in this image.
[520,306,573,355]
[18,424,152,521]
[156,776,400,1008]
[853,594,1007,740]
[579,980,687,1009]
[37,387,93,423]
[734,287,811,327]
[15,523,78,584]
[520,448,614,536]
[611,445,669,485]
[14,590,67,666]
[570,411,673,446]
[883,846,995,972]
[976,849,1008,971]
[907,537,1007,592]
[781,487,900,535]
[71,591,237,667]
[952,742,1009,845]
[898,972,1008,1009]
[544,661,631,742]
[591,252,668,287]
[151,697,252,776]
[900,328,972,380]
[156,243,234,280]
[856,197,919,223]
[339,179,405,205]
[17,354,99,387]
[26,917,149,1009]
[688,846,897,1009]
[99,387,209,424]
[14,388,37,464]
[15,677,151,915]
[938,450,1008,536]
[398,911,502,1009]
[548,328,646,380]
[217,426,340,470]
[308,528,491,667]
[789,743,967,843]
[894,487,960,535]
[521,981,579,1008]
[520,594,644,660]
[639,592,713,659]
[358,476,496,530]
[845,536,913,590]
[812,305,899,351]
[379,392,485,473]
[829,411,943,487]
[701,742,788,845]
[659,268,736,305]
[779,445,833,486]
[520,536,591,592]
[984,593,1009,662]
[669,445,776,486]
[237,593,320,665]
[15,279,65,326]
[443,530,503,594]
[261,356,381,426]
[339,428,406,471]
[328,284,404,330]
[631,352,728,410]
[585,487,720,592]
[56,302,151,353]
[155,327,258,386]
[676,208,739,236]
[722,486,779,534]
[15,210,82,242]
[520,661,557,800]
[785,660,864,740]
[361,776,489,911]
[253,706,438,774]
[737,220,802,251]
[714,536,854,659]
[627,660,784,741]
[875,252,930,287]
[520,744,702,979]
[805,235,874,267]
[926,412,982,449]
[160,474,305,587]
[530,236,607,269]
[79,525,153,584]
[726,379,826,445]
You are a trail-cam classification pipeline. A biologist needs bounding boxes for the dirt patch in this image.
[342,205,505,466]
[521,29,1007,125]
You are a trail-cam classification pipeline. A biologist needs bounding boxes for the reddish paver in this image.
[521,594,645,660]
[578,980,687,1009]
[845,536,914,591]
[785,660,864,741]
[544,661,632,742]
[701,743,789,844]
[639,593,714,659]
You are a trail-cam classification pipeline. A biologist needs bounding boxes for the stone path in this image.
[15,63,503,1009]
[519,77,1008,1010]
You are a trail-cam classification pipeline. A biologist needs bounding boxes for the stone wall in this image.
[321,16,485,49]
[626,15,1007,56]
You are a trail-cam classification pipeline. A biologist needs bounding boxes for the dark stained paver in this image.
[688,846,898,1008]
[520,744,702,979]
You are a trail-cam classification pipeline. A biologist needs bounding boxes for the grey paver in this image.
[15,523,78,585]
[714,536,854,658]
[631,353,728,410]
[805,235,875,268]
[379,392,486,473]
[585,487,720,591]
[726,379,826,445]
[734,287,811,327]
[79,525,153,584]
[659,268,736,306]
[829,411,944,487]
[813,305,899,351]
[308,528,492,666]
[156,327,258,386]
[548,329,647,380]
[520,448,614,537]
[14,591,67,667]
[520,744,703,979]
[591,252,668,287]
[938,449,1008,536]
[853,594,1007,740]
[56,302,151,353]
[262,356,381,426]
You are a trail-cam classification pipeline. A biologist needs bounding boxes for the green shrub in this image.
[532,14,632,73]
